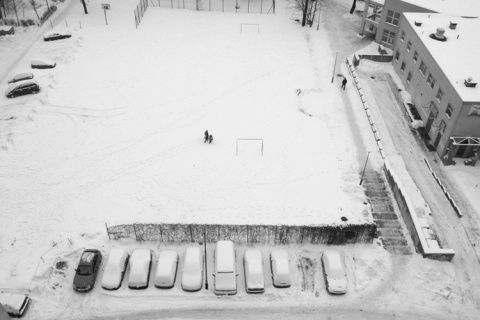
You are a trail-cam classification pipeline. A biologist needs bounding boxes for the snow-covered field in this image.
[1,0,480,319]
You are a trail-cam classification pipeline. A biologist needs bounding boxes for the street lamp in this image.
[204,228,208,290]
[359,151,371,185]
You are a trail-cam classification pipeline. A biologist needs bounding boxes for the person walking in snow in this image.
[208,134,213,144]
[204,130,209,143]
[341,77,347,90]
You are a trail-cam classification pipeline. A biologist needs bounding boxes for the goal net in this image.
[236,138,264,156]
[240,23,260,34]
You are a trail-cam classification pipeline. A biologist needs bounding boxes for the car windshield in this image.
[77,265,93,275]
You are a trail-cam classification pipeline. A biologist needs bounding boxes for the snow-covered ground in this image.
[1,0,480,319]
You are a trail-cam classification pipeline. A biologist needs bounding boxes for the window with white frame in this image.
[395,51,400,62]
[382,30,396,45]
[400,31,405,42]
[428,101,439,118]
[406,72,412,84]
[419,61,427,76]
[439,120,446,134]
[386,10,401,26]
[427,73,436,89]
[468,105,480,116]
[446,104,453,118]
[400,61,406,73]
[436,88,444,103]
[406,41,412,52]
[413,51,418,63]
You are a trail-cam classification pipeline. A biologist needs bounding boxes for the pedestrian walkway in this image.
[363,169,413,255]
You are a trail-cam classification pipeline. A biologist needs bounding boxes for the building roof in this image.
[401,0,480,17]
[403,12,480,102]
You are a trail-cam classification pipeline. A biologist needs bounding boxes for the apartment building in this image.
[392,12,480,161]
[360,0,480,49]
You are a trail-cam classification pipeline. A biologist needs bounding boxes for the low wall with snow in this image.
[383,160,455,261]
[106,223,377,245]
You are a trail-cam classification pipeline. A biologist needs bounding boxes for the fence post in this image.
[246,225,249,243]
[189,225,193,242]
[133,224,138,241]
[105,223,110,240]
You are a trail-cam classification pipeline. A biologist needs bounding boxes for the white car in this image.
[0,292,30,317]
[128,249,152,289]
[270,250,291,288]
[7,71,34,84]
[321,250,348,294]
[181,247,203,292]
[243,249,265,293]
[154,250,178,289]
[31,58,56,69]
[101,248,130,290]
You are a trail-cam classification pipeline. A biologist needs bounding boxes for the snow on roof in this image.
[401,0,480,17]
[404,12,480,102]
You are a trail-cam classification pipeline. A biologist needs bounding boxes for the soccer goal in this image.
[240,23,260,34]
[236,138,264,156]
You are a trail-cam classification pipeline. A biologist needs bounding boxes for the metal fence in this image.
[106,222,376,244]
[135,0,149,28]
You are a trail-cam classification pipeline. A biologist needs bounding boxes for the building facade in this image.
[392,12,480,160]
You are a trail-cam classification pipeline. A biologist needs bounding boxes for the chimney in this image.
[464,77,478,88]
[435,28,446,39]
[449,21,458,29]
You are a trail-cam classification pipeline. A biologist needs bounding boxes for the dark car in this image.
[43,29,72,41]
[31,58,56,69]
[73,249,103,292]
[5,80,40,98]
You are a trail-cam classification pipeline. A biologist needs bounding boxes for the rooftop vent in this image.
[464,77,478,88]
[414,21,423,27]
[449,21,458,29]
[430,28,447,41]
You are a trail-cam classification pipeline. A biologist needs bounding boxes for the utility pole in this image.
[204,228,209,290]
[359,151,371,185]
[302,0,309,27]
[81,0,88,14]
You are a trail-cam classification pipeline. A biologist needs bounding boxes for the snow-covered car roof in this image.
[31,57,55,66]
[181,247,203,291]
[215,241,235,273]
[271,250,291,287]
[128,249,152,287]
[5,79,39,94]
[0,293,30,316]
[154,250,178,287]
[244,249,264,290]
[101,248,129,290]
[7,71,34,83]
[43,29,72,40]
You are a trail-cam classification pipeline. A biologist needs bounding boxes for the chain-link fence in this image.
[106,222,376,244]
[135,0,149,28]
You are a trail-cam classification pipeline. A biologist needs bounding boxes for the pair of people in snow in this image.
[204,130,213,144]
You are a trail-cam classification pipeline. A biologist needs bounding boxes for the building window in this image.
[406,72,412,84]
[400,31,405,42]
[446,104,453,118]
[382,30,396,45]
[406,41,412,52]
[419,61,427,76]
[436,89,444,103]
[439,120,446,134]
[400,61,406,73]
[427,73,436,89]
[395,51,400,62]
[386,10,401,26]
[413,51,418,64]
[428,101,439,118]
[468,105,480,116]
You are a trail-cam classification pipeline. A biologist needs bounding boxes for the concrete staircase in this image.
[362,169,413,255]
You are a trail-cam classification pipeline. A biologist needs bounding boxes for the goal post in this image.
[236,138,264,156]
[240,23,260,34]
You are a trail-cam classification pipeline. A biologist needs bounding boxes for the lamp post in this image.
[331,51,338,83]
[359,151,371,185]
[204,228,208,290]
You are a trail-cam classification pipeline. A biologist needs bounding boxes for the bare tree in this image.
[28,0,40,20]
[5,0,21,25]
[290,0,323,27]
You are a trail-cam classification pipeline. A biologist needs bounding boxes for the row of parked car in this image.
[4,29,70,99]
[73,241,348,295]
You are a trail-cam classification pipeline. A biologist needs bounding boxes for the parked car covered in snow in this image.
[5,79,40,98]
[7,71,34,84]
[128,248,152,289]
[213,240,237,295]
[321,250,348,294]
[243,249,265,293]
[270,250,291,288]
[181,247,203,292]
[0,292,30,317]
[43,29,72,41]
[73,249,103,292]
[31,58,56,69]
[154,250,178,289]
[101,248,130,290]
